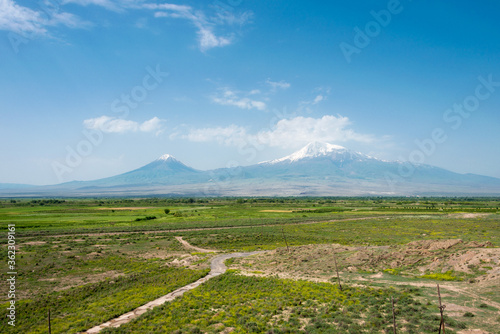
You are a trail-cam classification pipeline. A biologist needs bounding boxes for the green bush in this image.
[135,216,157,221]
[421,270,459,281]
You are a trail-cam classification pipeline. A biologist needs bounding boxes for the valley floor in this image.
[1,197,499,333]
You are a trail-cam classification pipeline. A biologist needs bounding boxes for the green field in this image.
[1,197,499,333]
[101,272,457,334]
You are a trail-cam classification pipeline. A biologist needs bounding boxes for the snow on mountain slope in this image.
[264,142,370,164]
[157,154,177,161]
[3,143,500,196]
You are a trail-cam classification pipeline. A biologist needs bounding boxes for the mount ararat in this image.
[2,142,500,197]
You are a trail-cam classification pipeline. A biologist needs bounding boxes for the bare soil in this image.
[20,240,46,246]
[175,236,219,253]
[448,213,491,219]
[233,239,499,283]
[96,207,155,210]
[259,210,294,212]
[230,239,500,333]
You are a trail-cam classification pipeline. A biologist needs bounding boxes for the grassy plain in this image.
[103,272,449,334]
[0,197,499,333]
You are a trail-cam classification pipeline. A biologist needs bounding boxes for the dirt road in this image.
[21,215,392,239]
[84,244,263,333]
[175,236,219,253]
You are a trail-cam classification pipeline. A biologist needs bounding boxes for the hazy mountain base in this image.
[2,142,500,197]
[3,179,498,197]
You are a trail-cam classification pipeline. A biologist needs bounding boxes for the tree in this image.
[164,208,170,214]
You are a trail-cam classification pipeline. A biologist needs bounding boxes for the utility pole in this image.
[48,309,51,334]
[437,284,446,334]
[281,228,289,252]
[391,296,397,334]
[333,250,342,291]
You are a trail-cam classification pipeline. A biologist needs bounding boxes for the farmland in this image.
[1,197,499,333]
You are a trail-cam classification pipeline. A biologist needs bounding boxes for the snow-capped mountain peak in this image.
[157,154,177,161]
[297,142,347,157]
[267,142,350,164]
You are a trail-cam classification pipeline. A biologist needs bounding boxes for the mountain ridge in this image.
[1,142,499,197]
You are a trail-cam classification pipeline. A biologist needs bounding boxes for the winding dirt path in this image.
[174,236,219,253]
[84,242,264,333]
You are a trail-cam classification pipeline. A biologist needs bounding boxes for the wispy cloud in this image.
[0,0,45,34]
[138,117,165,133]
[179,124,248,146]
[143,2,251,51]
[0,1,251,51]
[266,79,291,91]
[174,115,376,149]
[62,0,116,9]
[212,88,266,110]
[297,87,330,113]
[211,8,253,26]
[142,3,192,13]
[83,116,165,135]
[0,0,90,35]
[209,78,293,111]
[197,26,232,51]
[61,0,139,12]
[312,95,324,104]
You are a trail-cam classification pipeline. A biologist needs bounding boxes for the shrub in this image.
[383,268,400,275]
[421,270,458,281]
[135,216,157,221]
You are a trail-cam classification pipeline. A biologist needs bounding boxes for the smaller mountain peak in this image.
[157,154,176,161]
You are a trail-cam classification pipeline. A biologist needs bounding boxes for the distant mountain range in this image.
[2,142,500,197]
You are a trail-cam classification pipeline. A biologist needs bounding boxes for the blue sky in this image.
[1,0,499,185]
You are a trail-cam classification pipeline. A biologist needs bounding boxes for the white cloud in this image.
[139,116,164,134]
[143,2,249,51]
[177,115,376,149]
[212,9,252,26]
[266,79,291,91]
[62,0,115,8]
[197,26,232,51]
[212,88,266,111]
[143,3,192,13]
[61,0,138,11]
[153,12,168,18]
[313,95,324,104]
[83,116,165,134]
[0,0,45,34]
[297,88,330,113]
[0,0,91,35]
[83,116,137,133]
[257,115,374,148]
[0,1,249,51]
